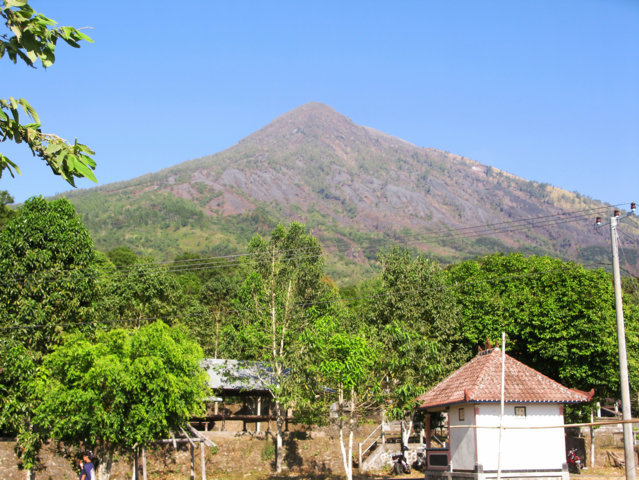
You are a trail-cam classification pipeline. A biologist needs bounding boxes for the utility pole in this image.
[597,202,636,480]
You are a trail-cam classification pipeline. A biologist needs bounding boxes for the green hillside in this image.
[59,103,639,283]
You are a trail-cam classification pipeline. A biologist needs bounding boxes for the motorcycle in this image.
[567,448,582,474]
[412,447,426,472]
[391,444,411,475]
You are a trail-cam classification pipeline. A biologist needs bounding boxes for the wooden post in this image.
[200,442,206,480]
[381,420,386,445]
[222,402,226,432]
[190,443,195,480]
[590,406,596,467]
[257,397,262,433]
[242,399,247,432]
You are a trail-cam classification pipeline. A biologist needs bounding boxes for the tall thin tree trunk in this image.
[339,416,349,480]
[97,448,114,480]
[402,418,413,446]
[338,385,353,480]
[275,401,284,473]
[347,389,356,480]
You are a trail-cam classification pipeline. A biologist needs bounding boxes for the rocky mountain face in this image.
[63,102,639,282]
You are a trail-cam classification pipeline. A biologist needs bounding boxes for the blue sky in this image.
[2,0,638,207]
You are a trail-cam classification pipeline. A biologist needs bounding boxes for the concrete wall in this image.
[475,403,565,471]
[361,443,421,472]
[450,403,476,470]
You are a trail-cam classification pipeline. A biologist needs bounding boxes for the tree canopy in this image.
[34,320,209,479]
[303,311,378,480]
[0,196,98,354]
[447,252,635,399]
[365,248,467,421]
[0,189,15,228]
[226,222,330,472]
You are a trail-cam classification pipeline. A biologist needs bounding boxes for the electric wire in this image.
[0,204,628,286]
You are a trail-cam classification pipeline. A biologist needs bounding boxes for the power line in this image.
[0,204,627,287]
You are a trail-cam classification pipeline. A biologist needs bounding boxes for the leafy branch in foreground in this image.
[1,0,96,185]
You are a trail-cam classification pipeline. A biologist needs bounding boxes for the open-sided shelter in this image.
[192,359,281,432]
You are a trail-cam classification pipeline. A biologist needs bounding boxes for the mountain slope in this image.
[61,102,639,282]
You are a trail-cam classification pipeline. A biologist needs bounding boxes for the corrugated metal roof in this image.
[202,359,278,393]
[417,349,593,409]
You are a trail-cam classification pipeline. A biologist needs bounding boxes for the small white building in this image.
[417,347,592,480]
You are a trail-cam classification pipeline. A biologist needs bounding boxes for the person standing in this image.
[79,451,95,480]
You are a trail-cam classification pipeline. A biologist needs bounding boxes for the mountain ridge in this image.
[59,102,639,281]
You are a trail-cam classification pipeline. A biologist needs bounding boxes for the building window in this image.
[515,406,526,417]
[458,407,465,421]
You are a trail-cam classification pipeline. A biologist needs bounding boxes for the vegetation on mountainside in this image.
[52,103,638,282]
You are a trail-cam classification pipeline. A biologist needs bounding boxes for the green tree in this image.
[96,257,186,328]
[34,321,209,480]
[0,338,39,474]
[1,0,96,185]
[303,312,379,480]
[0,189,15,228]
[0,196,98,478]
[189,272,239,357]
[227,222,328,472]
[106,246,140,267]
[447,253,633,399]
[0,196,98,354]
[169,252,243,354]
[365,248,466,443]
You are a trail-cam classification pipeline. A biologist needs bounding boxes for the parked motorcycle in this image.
[567,448,582,474]
[412,447,426,472]
[391,444,411,475]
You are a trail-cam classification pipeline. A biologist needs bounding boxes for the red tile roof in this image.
[418,349,593,409]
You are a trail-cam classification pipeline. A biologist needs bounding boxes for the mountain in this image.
[61,102,639,282]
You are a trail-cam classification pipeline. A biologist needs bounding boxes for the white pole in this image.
[610,216,637,480]
[497,332,506,480]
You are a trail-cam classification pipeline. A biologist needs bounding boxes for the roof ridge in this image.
[418,349,593,409]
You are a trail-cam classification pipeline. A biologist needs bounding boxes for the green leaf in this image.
[5,0,30,7]
[76,31,94,43]
[44,142,63,155]
[73,159,97,183]
[0,154,21,176]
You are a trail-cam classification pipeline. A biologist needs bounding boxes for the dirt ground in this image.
[0,426,381,480]
[0,429,635,480]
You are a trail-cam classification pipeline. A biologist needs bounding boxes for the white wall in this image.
[449,403,476,470]
[474,403,565,471]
